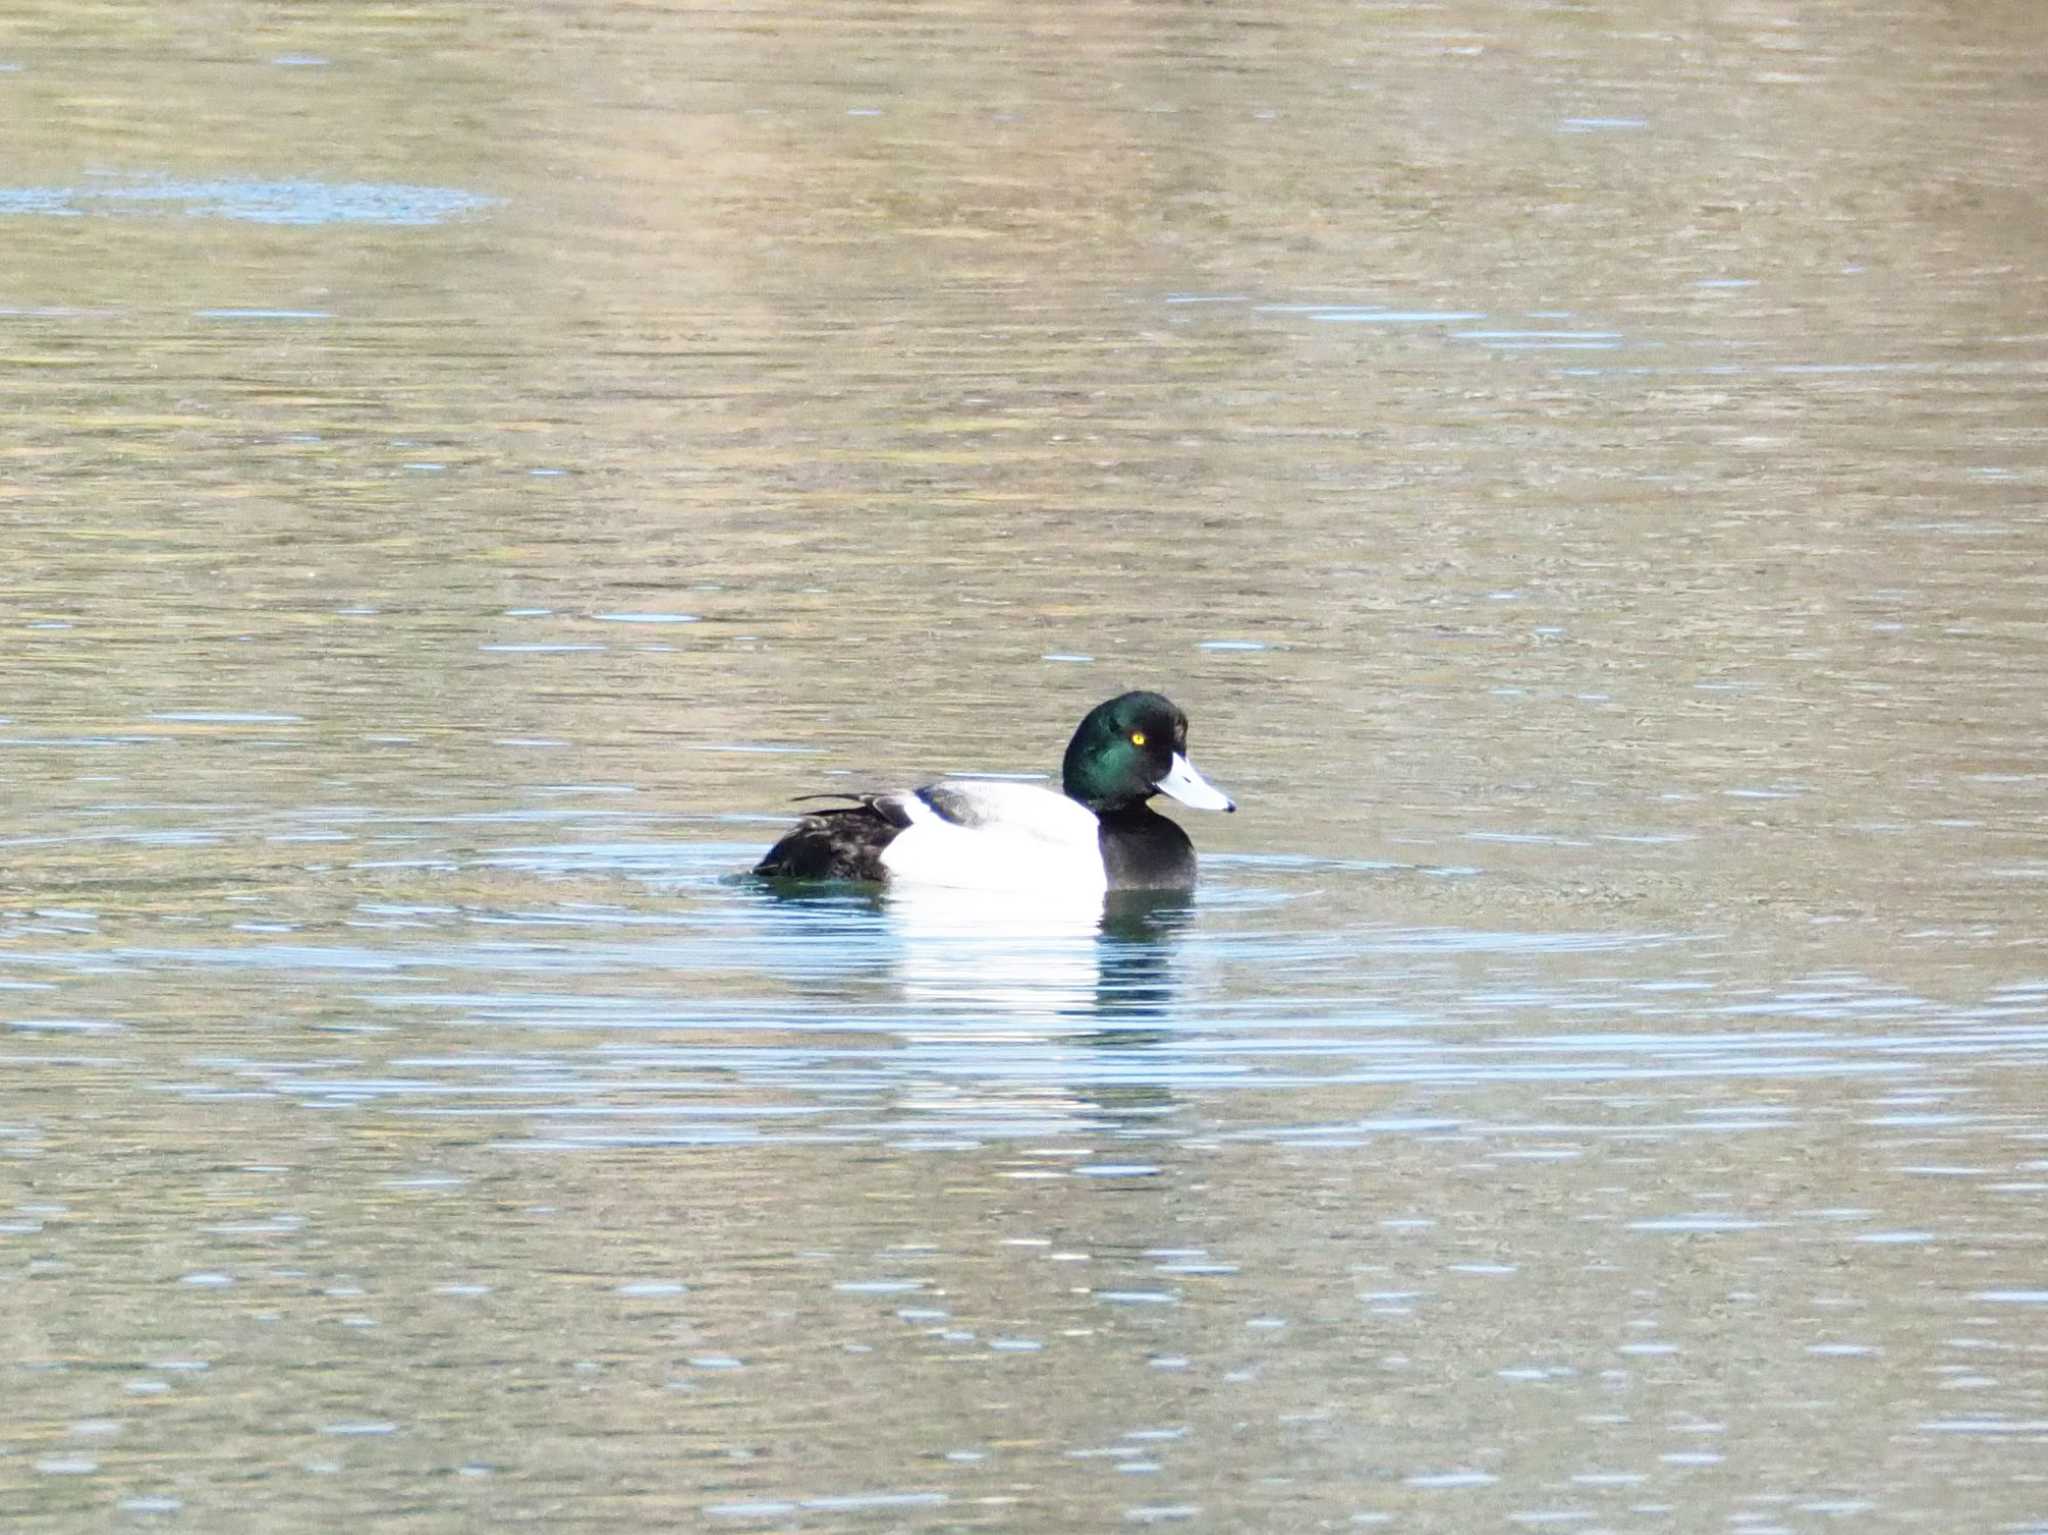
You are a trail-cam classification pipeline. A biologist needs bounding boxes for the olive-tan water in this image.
[5,3,2047,1530]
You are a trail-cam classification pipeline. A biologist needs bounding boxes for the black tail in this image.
[753,801,900,882]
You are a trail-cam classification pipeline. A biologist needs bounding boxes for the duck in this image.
[753,691,1235,893]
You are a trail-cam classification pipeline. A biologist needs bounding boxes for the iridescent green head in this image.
[1061,691,1235,815]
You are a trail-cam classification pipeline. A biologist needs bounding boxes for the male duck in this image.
[754,691,1235,893]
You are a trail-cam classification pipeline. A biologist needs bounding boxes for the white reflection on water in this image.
[885,882,1187,1024]
[46,840,2039,1170]
[0,176,498,225]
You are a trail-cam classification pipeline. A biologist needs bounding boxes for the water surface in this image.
[4,1,2047,1529]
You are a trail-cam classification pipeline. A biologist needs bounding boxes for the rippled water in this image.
[5,1,2048,1529]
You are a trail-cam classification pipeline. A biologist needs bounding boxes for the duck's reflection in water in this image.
[883,884,1191,1029]
[1087,890,1195,1039]
[749,879,1196,1132]
[879,885,1196,1137]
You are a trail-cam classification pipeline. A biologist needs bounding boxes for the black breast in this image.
[1096,806,1197,891]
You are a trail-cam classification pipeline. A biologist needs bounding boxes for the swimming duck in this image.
[753,691,1235,893]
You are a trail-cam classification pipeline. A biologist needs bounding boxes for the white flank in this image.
[879,780,1108,894]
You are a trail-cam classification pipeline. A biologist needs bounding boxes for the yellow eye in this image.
[1130,731,1146,747]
